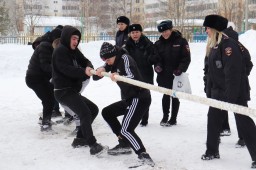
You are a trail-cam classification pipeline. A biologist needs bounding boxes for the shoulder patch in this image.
[225,47,232,56]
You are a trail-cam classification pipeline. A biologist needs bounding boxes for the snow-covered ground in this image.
[0,30,256,170]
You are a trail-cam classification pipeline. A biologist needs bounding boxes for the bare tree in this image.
[0,1,10,35]
[20,0,44,35]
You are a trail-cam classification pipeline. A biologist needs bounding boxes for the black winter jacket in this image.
[26,33,54,80]
[115,27,129,47]
[153,31,191,87]
[206,34,251,104]
[52,26,93,92]
[125,35,154,84]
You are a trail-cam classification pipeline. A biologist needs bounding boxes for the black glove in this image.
[154,66,163,73]
[173,69,182,76]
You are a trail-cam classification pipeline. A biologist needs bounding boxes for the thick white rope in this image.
[90,70,256,118]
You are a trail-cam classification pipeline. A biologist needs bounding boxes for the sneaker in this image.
[235,139,246,148]
[201,152,220,160]
[51,110,62,118]
[220,129,231,136]
[108,141,132,155]
[38,117,43,125]
[160,116,168,126]
[90,143,104,155]
[71,138,88,148]
[165,119,177,127]
[70,126,79,136]
[252,161,256,168]
[138,152,155,167]
[140,121,148,127]
[40,124,52,132]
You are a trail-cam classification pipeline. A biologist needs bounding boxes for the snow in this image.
[0,31,256,170]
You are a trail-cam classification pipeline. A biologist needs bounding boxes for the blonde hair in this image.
[206,28,223,57]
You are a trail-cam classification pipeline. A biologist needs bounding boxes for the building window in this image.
[136,0,140,3]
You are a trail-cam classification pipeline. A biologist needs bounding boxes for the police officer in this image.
[202,14,256,169]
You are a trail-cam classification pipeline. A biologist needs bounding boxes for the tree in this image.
[0,1,10,35]
[22,0,43,36]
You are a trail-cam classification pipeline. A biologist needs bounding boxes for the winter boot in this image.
[252,161,256,168]
[166,119,177,126]
[90,143,105,155]
[71,138,88,148]
[138,152,155,167]
[201,152,220,160]
[51,110,62,118]
[160,115,169,126]
[235,138,246,148]
[107,139,132,155]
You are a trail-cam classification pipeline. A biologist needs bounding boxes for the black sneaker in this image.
[201,152,220,160]
[40,124,52,132]
[220,129,231,136]
[160,116,168,126]
[235,139,246,148]
[138,152,155,167]
[165,119,177,127]
[71,138,88,148]
[90,143,105,155]
[140,121,148,127]
[51,110,62,117]
[252,161,256,168]
[108,144,132,155]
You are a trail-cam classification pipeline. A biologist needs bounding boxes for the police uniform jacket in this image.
[206,34,250,104]
[154,31,191,87]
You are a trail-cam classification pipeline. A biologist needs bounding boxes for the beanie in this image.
[157,20,173,32]
[203,15,228,32]
[128,24,143,33]
[100,42,117,60]
[116,16,130,25]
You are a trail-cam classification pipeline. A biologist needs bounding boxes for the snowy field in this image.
[0,30,256,170]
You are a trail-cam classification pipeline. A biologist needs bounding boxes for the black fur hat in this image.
[100,42,117,61]
[51,25,63,41]
[128,24,143,33]
[116,16,130,25]
[157,20,173,32]
[203,15,228,32]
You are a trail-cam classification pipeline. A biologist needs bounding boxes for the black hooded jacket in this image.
[124,35,154,84]
[52,26,93,92]
[26,32,55,80]
[115,27,129,47]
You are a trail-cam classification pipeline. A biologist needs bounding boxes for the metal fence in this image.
[0,33,208,45]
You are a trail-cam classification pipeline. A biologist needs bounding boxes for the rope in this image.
[90,70,256,118]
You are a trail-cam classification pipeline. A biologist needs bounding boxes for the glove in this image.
[154,66,163,73]
[173,69,182,76]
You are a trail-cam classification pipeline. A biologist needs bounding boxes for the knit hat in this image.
[128,24,143,33]
[100,42,117,61]
[203,15,228,32]
[157,20,173,32]
[116,16,130,25]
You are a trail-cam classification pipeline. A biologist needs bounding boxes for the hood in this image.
[222,26,238,41]
[60,25,81,50]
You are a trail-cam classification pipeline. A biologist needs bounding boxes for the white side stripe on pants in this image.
[121,98,140,150]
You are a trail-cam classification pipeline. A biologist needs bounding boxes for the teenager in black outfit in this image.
[115,16,130,48]
[52,25,106,155]
[153,20,191,126]
[94,42,154,166]
[202,14,256,169]
[25,26,62,131]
